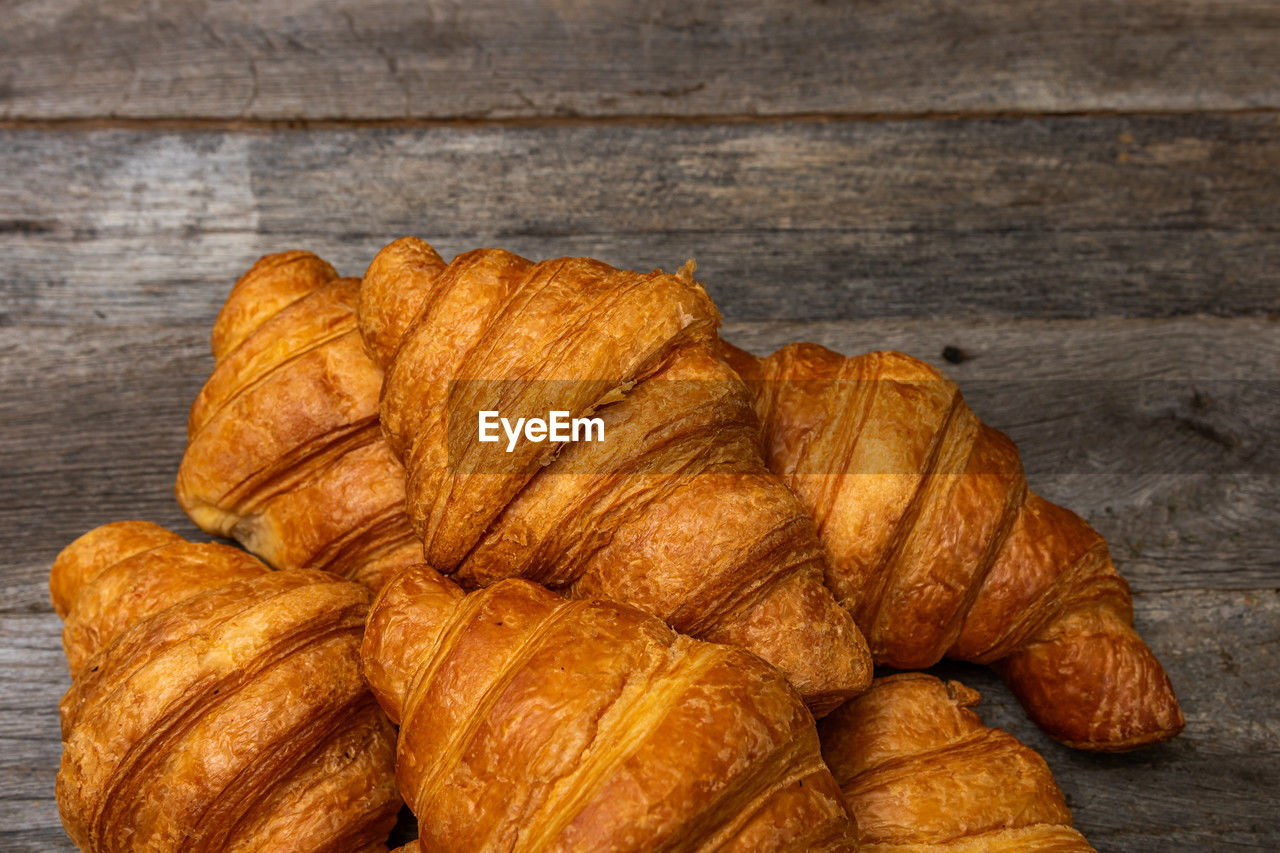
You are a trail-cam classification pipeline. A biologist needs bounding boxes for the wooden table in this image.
[2,2,1277,849]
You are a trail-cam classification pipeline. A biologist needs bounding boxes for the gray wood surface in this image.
[2,0,1278,120]
[3,317,1276,603]
[2,312,1276,849]
[3,117,1278,326]
[1,1,1278,849]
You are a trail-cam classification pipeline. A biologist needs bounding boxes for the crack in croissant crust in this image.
[357,237,872,714]
[50,521,401,852]
[720,340,1183,751]
[363,563,857,852]
[177,251,423,591]
[819,673,1095,851]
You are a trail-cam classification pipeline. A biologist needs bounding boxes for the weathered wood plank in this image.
[2,1,1278,120]
[1,119,1278,848]
[0,610,68,850]
[724,318,1280,382]
[2,116,1278,326]
[0,326,211,606]
[726,316,1280,594]
[1,316,1275,613]
[0,813,70,853]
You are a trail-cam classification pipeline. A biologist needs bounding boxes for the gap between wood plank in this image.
[0,105,1277,133]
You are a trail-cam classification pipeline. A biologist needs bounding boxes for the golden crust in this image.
[359,238,872,713]
[210,250,338,361]
[820,673,1095,851]
[178,253,420,589]
[50,521,400,852]
[725,339,1183,750]
[356,235,448,369]
[364,563,856,852]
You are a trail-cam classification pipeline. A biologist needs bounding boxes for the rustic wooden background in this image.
[2,1,1278,849]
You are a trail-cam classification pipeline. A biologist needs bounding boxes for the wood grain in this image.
[1,7,1278,841]
[4,315,1274,600]
[1,328,1276,847]
[2,115,1278,327]
[2,0,1278,121]
[728,316,1280,591]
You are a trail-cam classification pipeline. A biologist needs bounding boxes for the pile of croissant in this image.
[52,239,1182,851]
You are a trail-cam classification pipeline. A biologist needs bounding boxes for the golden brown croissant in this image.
[819,673,1094,851]
[720,340,1182,750]
[177,251,421,590]
[362,562,857,851]
[357,237,871,713]
[50,520,401,852]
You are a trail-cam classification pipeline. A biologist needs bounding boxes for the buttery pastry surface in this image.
[722,340,1182,751]
[177,251,421,590]
[358,237,872,713]
[51,521,400,852]
[820,673,1094,851]
[363,562,857,852]
[57,239,1182,849]
[178,245,870,714]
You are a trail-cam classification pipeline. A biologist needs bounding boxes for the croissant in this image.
[50,521,401,852]
[819,673,1094,851]
[177,251,421,590]
[719,340,1183,750]
[356,237,872,713]
[362,562,857,851]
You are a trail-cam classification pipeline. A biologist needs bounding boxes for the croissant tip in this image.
[1056,711,1186,753]
[944,679,982,709]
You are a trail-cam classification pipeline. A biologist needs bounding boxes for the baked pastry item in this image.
[720,340,1182,750]
[50,521,401,852]
[179,244,870,710]
[357,237,871,713]
[177,251,421,590]
[819,673,1094,851]
[362,562,857,851]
